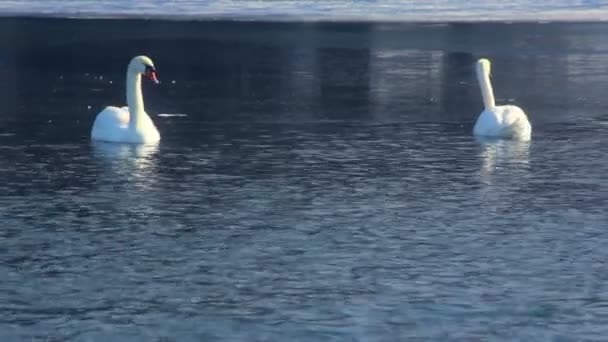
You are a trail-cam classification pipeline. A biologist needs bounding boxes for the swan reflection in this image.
[91,141,160,190]
[477,137,531,186]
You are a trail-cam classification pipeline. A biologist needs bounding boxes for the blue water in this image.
[1,0,608,21]
[1,16,608,342]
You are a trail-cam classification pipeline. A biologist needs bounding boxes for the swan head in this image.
[476,58,491,77]
[128,55,159,84]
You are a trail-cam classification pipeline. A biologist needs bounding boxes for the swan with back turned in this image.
[91,55,161,144]
[473,58,531,141]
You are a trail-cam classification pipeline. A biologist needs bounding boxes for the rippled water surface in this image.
[0,19,607,341]
[2,0,608,21]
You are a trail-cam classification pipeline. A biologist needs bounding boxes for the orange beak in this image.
[145,68,159,84]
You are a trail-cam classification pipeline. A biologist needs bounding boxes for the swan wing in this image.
[500,105,532,141]
[91,106,130,142]
[473,110,501,136]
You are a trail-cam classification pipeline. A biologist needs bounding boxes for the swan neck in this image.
[126,72,144,129]
[477,69,496,111]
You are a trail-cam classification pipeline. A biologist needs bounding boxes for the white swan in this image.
[473,58,531,141]
[91,55,160,144]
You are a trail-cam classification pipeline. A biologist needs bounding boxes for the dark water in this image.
[0,18,607,341]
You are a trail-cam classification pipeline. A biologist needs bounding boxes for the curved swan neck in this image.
[126,71,145,129]
[477,68,496,111]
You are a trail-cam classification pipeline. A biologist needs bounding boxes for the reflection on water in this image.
[91,140,159,161]
[1,20,608,129]
[477,137,531,184]
[91,141,160,190]
[476,137,532,215]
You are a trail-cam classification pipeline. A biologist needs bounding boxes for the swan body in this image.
[473,58,531,141]
[91,56,160,144]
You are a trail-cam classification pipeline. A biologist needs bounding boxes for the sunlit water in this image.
[0,19,607,340]
[1,0,608,21]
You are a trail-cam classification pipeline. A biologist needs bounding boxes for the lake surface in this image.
[0,18,607,341]
[1,0,608,21]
